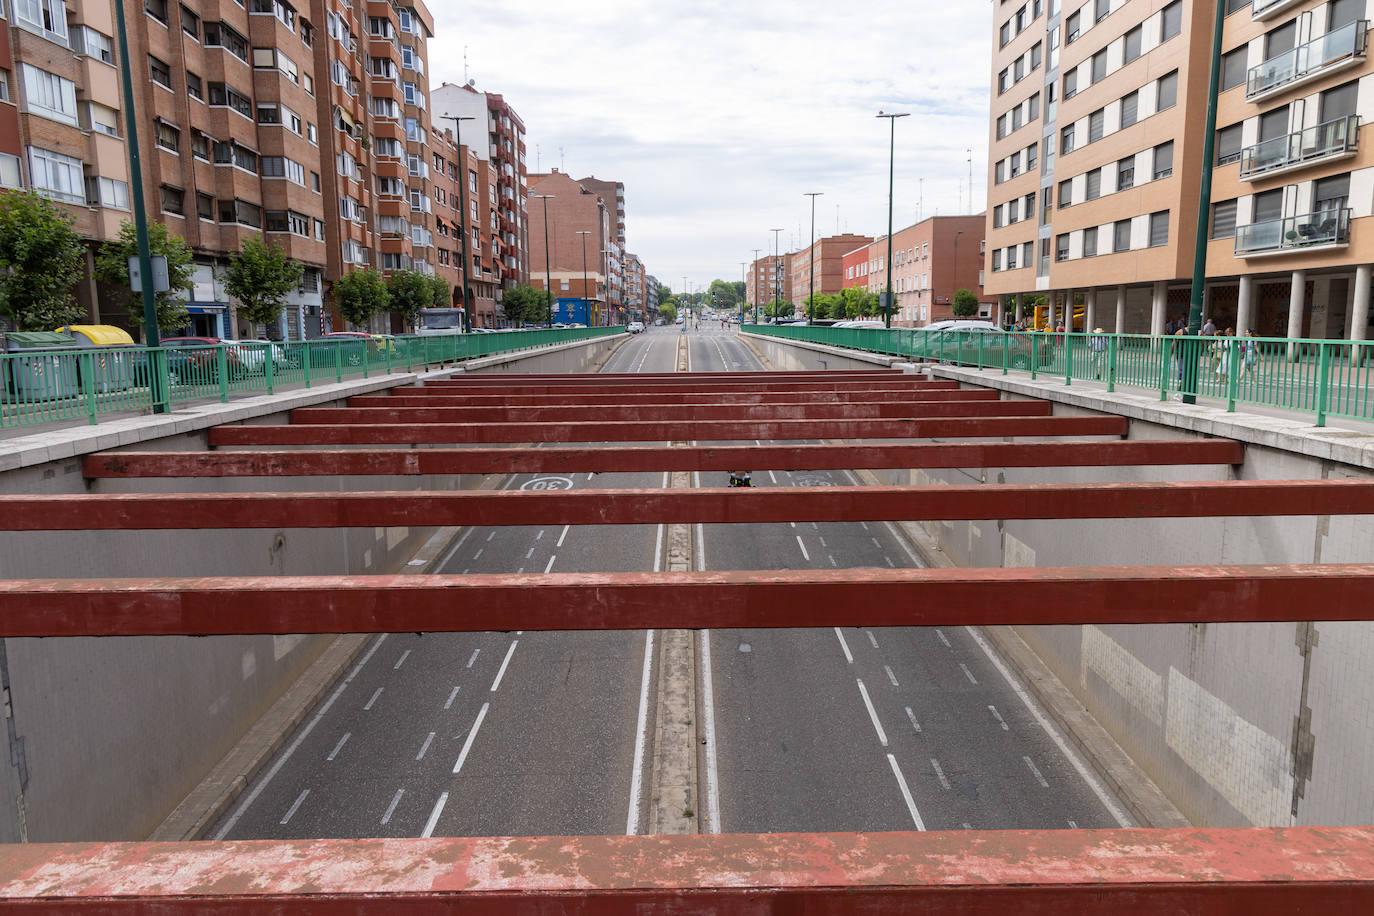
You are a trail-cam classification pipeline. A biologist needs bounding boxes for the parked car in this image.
[131,337,249,383]
[319,332,398,367]
[626,321,645,334]
[914,326,1052,370]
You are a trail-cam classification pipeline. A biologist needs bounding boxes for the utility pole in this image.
[532,194,555,326]
[439,114,476,332]
[876,111,910,328]
[770,229,784,318]
[804,192,823,325]
[575,230,591,327]
[751,248,762,322]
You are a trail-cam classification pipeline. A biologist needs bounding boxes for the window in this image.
[1014,58,1025,82]
[1221,46,1248,91]
[263,156,306,185]
[81,101,119,136]
[1117,156,1135,190]
[1225,0,1250,12]
[21,64,77,125]
[1000,21,1012,47]
[1059,178,1073,207]
[146,55,172,88]
[1211,199,1237,238]
[1028,93,1039,121]
[996,160,1007,184]
[85,175,128,209]
[1216,123,1242,165]
[1114,219,1133,251]
[1088,108,1104,142]
[218,198,262,227]
[1153,140,1174,179]
[71,26,113,62]
[1012,106,1024,131]
[1064,68,1078,99]
[1315,172,1351,214]
[190,130,210,160]
[1161,0,1182,41]
[145,0,167,22]
[155,120,179,151]
[1056,233,1070,260]
[1157,70,1178,110]
[1148,210,1169,247]
[213,140,258,172]
[180,4,199,38]
[203,22,248,60]
[994,205,1005,229]
[1031,42,1042,70]
[27,146,82,202]
[1065,10,1080,42]
[1091,50,1107,83]
[1330,0,1365,30]
[311,171,320,192]
[15,0,69,42]
[1265,20,1296,59]
[1083,226,1098,257]
[1026,142,1038,170]
[256,103,279,124]
[997,114,1008,139]
[1252,188,1283,222]
[1061,124,1075,154]
[1120,90,1139,128]
[185,71,203,100]
[208,82,252,118]
[160,184,184,215]
[1123,25,1142,64]
[1006,245,1017,269]
[1085,168,1102,201]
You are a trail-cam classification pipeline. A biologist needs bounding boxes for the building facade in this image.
[746,251,794,312]
[525,169,614,324]
[789,233,874,307]
[986,0,1374,340]
[864,216,988,325]
[577,175,625,318]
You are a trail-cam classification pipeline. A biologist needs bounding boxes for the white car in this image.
[920,319,1001,333]
[626,321,645,334]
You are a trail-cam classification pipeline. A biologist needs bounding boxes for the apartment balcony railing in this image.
[1234,207,1351,257]
[1246,20,1367,102]
[1252,0,1305,20]
[1239,115,1360,179]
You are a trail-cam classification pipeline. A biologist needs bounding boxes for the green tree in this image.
[0,190,87,331]
[765,299,794,318]
[427,275,452,308]
[656,282,673,305]
[499,284,550,326]
[708,278,741,310]
[331,268,389,329]
[95,221,194,335]
[386,269,433,328]
[658,303,677,323]
[223,235,303,333]
[838,287,879,319]
[951,288,980,318]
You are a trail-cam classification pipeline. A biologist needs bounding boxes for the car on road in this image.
[626,321,645,334]
[914,325,1052,370]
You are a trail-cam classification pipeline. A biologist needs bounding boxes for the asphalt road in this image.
[213,324,1132,841]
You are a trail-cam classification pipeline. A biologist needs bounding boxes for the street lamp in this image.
[532,193,555,327]
[950,230,964,326]
[804,192,823,325]
[739,261,747,323]
[751,248,762,322]
[770,228,783,319]
[439,113,476,332]
[876,110,910,329]
[575,230,591,326]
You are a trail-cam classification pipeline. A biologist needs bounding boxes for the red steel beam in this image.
[3,827,1369,913]
[83,439,1245,478]
[207,415,1128,445]
[356,388,991,407]
[1,565,1372,636]
[6,479,1369,530]
[416,369,907,384]
[415,380,952,395]
[289,400,1052,424]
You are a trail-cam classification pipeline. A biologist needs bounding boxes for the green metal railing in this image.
[0,326,624,429]
[745,323,1374,427]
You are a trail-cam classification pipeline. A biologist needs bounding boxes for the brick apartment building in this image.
[842,244,871,290]
[789,233,873,307]
[857,216,989,326]
[577,175,625,318]
[526,169,616,324]
[986,0,1374,340]
[428,128,499,327]
[624,251,644,317]
[746,251,793,312]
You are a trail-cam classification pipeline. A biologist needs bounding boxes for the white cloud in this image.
[429,1,991,292]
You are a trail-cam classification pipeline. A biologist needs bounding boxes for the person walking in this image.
[1238,328,1260,381]
[1202,316,1217,336]
[1089,327,1108,380]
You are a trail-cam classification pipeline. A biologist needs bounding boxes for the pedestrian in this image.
[1089,327,1108,379]
[1211,328,1232,379]
[1202,316,1216,336]
[1171,327,1187,390]
[1238,328,1260,380]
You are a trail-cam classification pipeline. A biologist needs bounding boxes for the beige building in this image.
[986,0,1374,341]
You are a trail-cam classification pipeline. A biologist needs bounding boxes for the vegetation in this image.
[499,284,551,325]
[764,299,794,318]
[951,288,980,318]
[658,303,677,323]
[427,275,452,308]
[385,269,435,328]
[95,221,194,335]
[0,191,87,331]
[223,235,304,332]
[331,268,389,329]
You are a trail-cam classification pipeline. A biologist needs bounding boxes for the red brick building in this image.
[789,233,873,306]
[861,215,989,326]
[526,170,615,324]
[842,244,870,290]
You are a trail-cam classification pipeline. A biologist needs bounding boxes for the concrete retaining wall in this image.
[0,334,624,842]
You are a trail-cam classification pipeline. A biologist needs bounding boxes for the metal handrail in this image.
[1246,20,1367,99]
[1234,207,1351,254]
[1238,114,1360,178]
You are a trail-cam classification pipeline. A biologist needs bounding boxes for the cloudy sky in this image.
[430,2,991,294]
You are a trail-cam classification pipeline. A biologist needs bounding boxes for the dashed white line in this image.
[818,536,828,548]
[326,732,350,761]
[490,641,518,692]
[466,649,480,668]
[536,529,545,540]
[452,703,490,774]
[524,547,534,559]
[989,705,1009,730]
[959,663,979,685]
[905,706,923,733]
[886,755,926,830]
[280,789,309,825]
[544,554,557,573]
[381,789,405,825]
[828,554,837,567]
[393,649,411,670]
[557,525,570,547]
[653,523,665,571]
[1068,819,1080,828]
[861,522,870,531]
[795,535,810,561]
[1023,755,1050,788]
[870,537,882,548]
[884,665,900,687]
[437,528,477,570]
[884,556,895,567]
[834,627,854,664]
[363,687,383,710]
[699,630,723,834]
[443,686,460,710]
[866,631,879,649]
[416,731,435,760]
[856,678,888,747]
[473,548,484,560]
[930,758,952,790]
[769,471,779,484]
[486,531,495,542]
[420,792,448,837]
[935,629,952,648]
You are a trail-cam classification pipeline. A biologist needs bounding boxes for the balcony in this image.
[1239,115,1360,180]
[1252,0,1304,20]
[1234,207,1351,257]
[1246,21,1367,102]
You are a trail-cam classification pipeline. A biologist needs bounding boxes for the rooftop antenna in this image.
[463,44,469,84]
[559,146,565,171]
[835,203,840,234]
[536,144,541,172]
[967,147,974,214]
[918,178,924,222]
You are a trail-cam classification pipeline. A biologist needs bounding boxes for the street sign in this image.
[128,256,169,293]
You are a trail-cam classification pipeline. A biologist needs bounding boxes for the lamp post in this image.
[439,114,476,332]
[532,194,555,326]
[804,192,823,324]
[575,230,591,326]
[739,262,747,323]
[950,230,964,325]
[751,248,762,322]
[876,110,910,329]
[770,228,783,319]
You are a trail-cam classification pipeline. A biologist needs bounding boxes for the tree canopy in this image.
[223,235,304,331]
[95,221,194,335]
[0,191,87,331]
[499,284,550,326]
[331,268,389,329]
[951,288,980,318]
[385,269,434,328]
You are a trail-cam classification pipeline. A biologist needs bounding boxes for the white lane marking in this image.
[437,527,477,570]
[964,625,1133,827]
[474,549,484,559]
[856,678,888,747]
[346,634,388,681]
[544,554,557,573]
[452,703,490,774]
[883,520,924,566]
[861,522,870,531]
[930,758,952,790]
[280,789,309,825]
[536,529,545,540]
[587,472,595,480]
[989,705,1009,730]
[962,822,973,830]
[393,649,411,670]
[653,523,665,572]
[905,706,923,733]
[486,531,495,542]
[959,663,979,685]
[421,792,449,837]
[444,686,460,710]
[381,788,405,825]
[1068,819,1080,828]
[884,556,895,567]
[884,665,900,687]
[828,555,838,567]
[795,535,810,561]
[834,627,854,664]
[490,641,518,692]
[871,537,883,548]
[416,731,436,760]
[867,631,879,649]
[699,630,723,834]
[524,547,534,559]
[935,629,952,648]
[789,521,796,528]
[516,567,524,574]
[886,754,926,830]
[1023,755,1050,788]
[818,536,828,548]
[557,525,570,547]
[696,523,706,572]
[466,649,480,668]
[364,687,383,710]
[462,569,470,575]
[769,471,779,484]
[326,732,350,761]
[626,629,656,835]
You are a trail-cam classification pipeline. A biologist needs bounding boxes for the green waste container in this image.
[3,332,79,402]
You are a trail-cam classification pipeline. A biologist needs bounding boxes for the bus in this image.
[416,307,467,335]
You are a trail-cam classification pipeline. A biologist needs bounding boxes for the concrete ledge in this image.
[738,332,905,368]
[429,333,627,375]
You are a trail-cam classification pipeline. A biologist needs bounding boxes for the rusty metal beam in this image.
[7,478,1369,530]
[2,827,1366,913]
[354,388,994,407]
[207,415,1127,445]
[417,369,907,384]
[289,400,1051,424]
[412,379,950,396]
[84,439,1245,478]
[1,565,1371,636]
